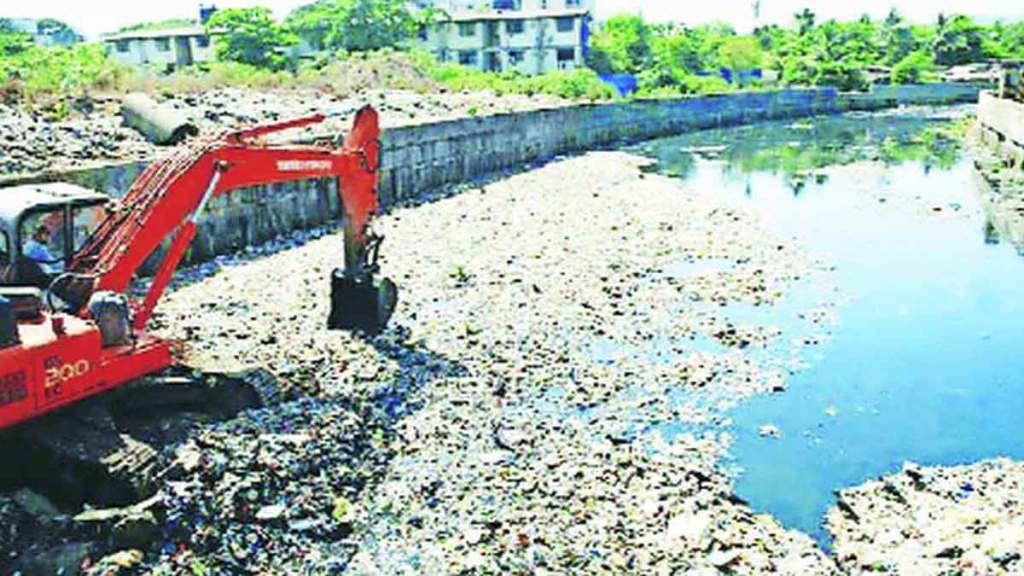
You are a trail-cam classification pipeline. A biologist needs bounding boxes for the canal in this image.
[631,105,1024,544]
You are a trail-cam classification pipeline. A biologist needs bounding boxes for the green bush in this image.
[132,62,289,93]
[815,61,868,92]
[890,50,935,84]
[681,74,733,95]
[0,43,131,104]
[406,50,614,101]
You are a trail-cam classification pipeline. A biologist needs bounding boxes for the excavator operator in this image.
[24,224,62,275]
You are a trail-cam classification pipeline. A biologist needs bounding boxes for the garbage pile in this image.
[151,151,838,572]
[827,458,1024,574]
[153,398,375,574]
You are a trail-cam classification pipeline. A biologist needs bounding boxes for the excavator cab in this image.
[0,183,110,290]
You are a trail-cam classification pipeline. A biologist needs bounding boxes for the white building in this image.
[102,27,217,68]
[417,0,594,75]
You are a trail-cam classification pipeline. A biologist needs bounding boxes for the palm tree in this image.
[795,8,816,36]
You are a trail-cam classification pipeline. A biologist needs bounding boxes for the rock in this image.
[13,542,94,576]
[87,549,144,574]
[667,511,712,544]
[256,504,287,521]
[708,549,742,568]
[112,511,160,549]
[11,488,60,525]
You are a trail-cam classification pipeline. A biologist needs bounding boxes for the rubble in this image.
[827,459,1024,575]
[0,87,570,178]
[145,397,378,574]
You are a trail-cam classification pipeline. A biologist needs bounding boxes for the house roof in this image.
[102,26,215,42]
[442,8,589,22]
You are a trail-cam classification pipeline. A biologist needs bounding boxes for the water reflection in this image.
[632,106,966,197]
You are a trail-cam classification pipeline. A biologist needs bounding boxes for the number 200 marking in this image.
[45,360,90,392]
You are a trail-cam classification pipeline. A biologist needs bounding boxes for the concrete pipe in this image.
[121,93,199,146]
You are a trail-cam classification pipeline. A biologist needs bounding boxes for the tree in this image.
[0,19,32,56]
[287,0,426,53]
[885,9,902,29]
[754,24,786,51]
[36,18,79,40]
[881,10,917,65]
[891,50,934,84]
[717,36,764,80]
[781,54,816,86]
[933,15,984,66]
[815,60,867,91]
[795,8,816,36]
[206,8,297,70]
[587,15,652,74]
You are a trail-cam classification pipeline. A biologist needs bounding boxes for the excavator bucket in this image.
[328,271,397,335]
[324,105,397,336]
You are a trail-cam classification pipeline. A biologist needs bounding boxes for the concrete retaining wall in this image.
[9,83,990,268]
[842,83,984,111]
[975,91,1024,254]
[978,90,1024,167]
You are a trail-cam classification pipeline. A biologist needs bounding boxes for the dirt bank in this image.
[0,87,569,178]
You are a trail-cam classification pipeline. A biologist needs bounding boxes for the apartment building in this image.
[417,0,594,75]
[101,6,220,68]
[103,26,217,68]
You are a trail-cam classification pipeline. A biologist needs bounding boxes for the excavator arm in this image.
[63,106,391,332]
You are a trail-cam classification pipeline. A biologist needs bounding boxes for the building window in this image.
[458,22,476,37]
[508,50,525,66]
[557,48,575,62]
[506,20,524,35]
[556,17,575,33]
[196,35,210,48]
[116,40,130,53]
[0,231,8,266]
[459,50,478,66]
[565,0,581,6]
[155,37,171,52]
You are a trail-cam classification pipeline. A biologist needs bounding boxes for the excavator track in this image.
[0,367,284,510]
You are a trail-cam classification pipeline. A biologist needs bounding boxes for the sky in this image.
[3,0,1024,39]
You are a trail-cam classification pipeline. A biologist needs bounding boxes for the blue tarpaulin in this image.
[599,73,638,96]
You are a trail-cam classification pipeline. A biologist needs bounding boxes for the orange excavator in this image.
[0,106,396,430]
